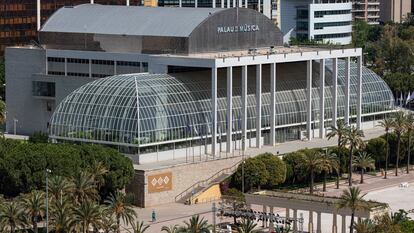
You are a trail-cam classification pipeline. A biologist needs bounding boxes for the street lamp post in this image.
[241,135,245,193]
[45,169,51,233]
[13,118,18,135]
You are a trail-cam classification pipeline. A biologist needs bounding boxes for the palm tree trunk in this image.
[349,145,353,186]
[336,173,340,189]
[117,217,121,233]
[310,170,314,194]
[338,138,342,176]
[396,133,401,176]
[360,169,364,184]
[33,216,38,233]
[385,132,389,179]
[407,132,411,174]
[11,225,15,233]
[350,212,355,233]
[323,171,327,192]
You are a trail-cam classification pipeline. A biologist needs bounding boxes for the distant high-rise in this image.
[380,0,411,23]
[352,0,380,25]
[0,0,141,55]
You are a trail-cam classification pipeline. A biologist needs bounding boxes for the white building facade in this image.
[281,0,353,44]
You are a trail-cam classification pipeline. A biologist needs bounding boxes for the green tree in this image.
[353,152,375,184]
[28,131,49,143]
[378,117,394,179]
[392,111,406,176]
[365,137,387,171]
[0,201,27,233]
[372,214,401,233]
[282,151,306,184]
[255,153,286,187]
[161,225,180,233]
[343,126,365,186]
[104,191,137,233]
[129,220,150,233]
[232,158,269,191]
[48,175,74,204]
[405,113,414,174]
[354,219,375,233]
[319,149,338,192]
[20,190,45,233]
[337,187,370,233]
[73,201,102,233]
[178,215,212,233]
[237,218,258,233]
[299,149,323,194]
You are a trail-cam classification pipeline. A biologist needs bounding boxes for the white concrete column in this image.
[344,57,350,125]
[341,215,346,233]
[233,0,236,7]
[306,60,313,140]
[308,211,314,233]
[89,59,92,78]
[258,0,261,12]
[221,0,224,8]
[179,0,182,7]
[285,208,290,229]
[126,0,130,5]
[319,59,325,138]
[293,209,298,232]
[316,212,322,233]
[241,65,248,151]
[195,0,198,7]
[332,58,338,127]
[270,63,276,146]
[213,0,216,8]
[262,0,271,18]
[37,0,41,30]
[238,0,242,7]
[263,205,267,228]
[332,211,338,233]
[356,56,362,129]
[269,206,274,231]
[227,67,233,153]
[256,64,262,148]
[227,0,230,7]
[64,58,67,76]
[245,0,248,8]
[212,68,218,157]
[91,0,94,3]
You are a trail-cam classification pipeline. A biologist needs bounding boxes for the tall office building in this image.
[352,0,380,25]
[0,0,140,55]
[380,0,411,23]
[280,0,353,45]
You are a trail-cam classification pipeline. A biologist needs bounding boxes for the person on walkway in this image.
[152,210,156,222]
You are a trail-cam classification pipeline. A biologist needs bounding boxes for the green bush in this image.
[0,139,134,198]
[283,151,306,184]
[232,157,269,192]
[28,131,49,143]
[366,137,387,168]
[256,153,286,187]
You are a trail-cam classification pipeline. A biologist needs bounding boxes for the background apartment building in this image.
[380,0,411,23]
[352,0,380,25]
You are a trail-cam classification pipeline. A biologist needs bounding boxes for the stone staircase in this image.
[175,161,241,204]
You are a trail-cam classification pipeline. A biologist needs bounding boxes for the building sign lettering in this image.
[217,24,260,34]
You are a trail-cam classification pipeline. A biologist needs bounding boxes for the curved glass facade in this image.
[49,60,394,149]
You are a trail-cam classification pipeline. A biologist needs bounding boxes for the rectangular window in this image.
[32,81,55,97]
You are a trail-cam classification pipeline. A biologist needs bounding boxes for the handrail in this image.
[175,158,243,202]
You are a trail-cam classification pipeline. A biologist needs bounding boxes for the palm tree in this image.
[88,161,109,190]
[48,175,74,204]
[236,218,258,233]
[353,152,376,184]
[71,171,98,204]
[300,149,323,194]
[178,215,212,233]
[0,201,27,233]
[129,221,150,233]
[20,190,45,233]
[343,126,365,186]
[353,219,375,233]
[405,113,414,174]
[337,187,370,233]
[49,198,75,233]
[319,149,337,192]
[378,117,394,179]
[104,191,137,233]
[73,201,102,233]
[392,111,406,176]
[327,119,349,175]
[161,224,179,233]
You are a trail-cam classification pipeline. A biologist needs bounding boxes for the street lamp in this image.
[242,135,245,193]
[45,168,51,233]
[13,118,18,135]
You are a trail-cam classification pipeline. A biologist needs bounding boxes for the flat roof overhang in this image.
[149,47,362,69]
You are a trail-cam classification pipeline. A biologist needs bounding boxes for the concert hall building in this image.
[5,4,394,165]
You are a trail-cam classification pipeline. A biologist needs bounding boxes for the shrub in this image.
[28,131,49,143]
[232,157,269,192]
[283,151,306,184]
[256,153,286,187]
